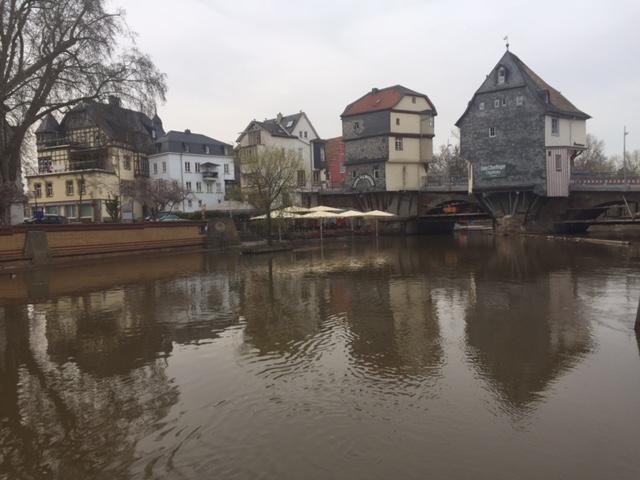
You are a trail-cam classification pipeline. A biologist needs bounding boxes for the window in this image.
[45,182,53,197]
[489,127,496,138]
[350,170,356,179]
[65,205,77,218]
[494,99,500,108]
[339,165,346,174]
[186,181,192,190]
[195,162,201,173]
[312,170,321,184]
[373,167,380,179]
[66,180,74,196]
[153,163,158,174]
[38,157,52,173]
[123,156,131,170]
[353,121,360,133]
[394,137,403,151]
[286,120,294,128]
[396,118,400,125]
[516,95,524,106]
[551,118,560,136]
[299,130,303,137]
[498,67,506,85]
[501,98,507,107]
[162,161,166,173]
[78,179,86,195]
[216,182,222,193]
[183,143,190,153]
[196,181,202,192]
[205,145,210,154]
[198,200,202,207]
[206,182,213,193]
[34,183,42,198]
[151,129,156,139]
[188,199,192,207]
[304,131,308,139]
[297,170,306,187]
[411,96,416,103]
[185,161,191,172]
[555,154,562,172]
[479,102,485,111]
[223,163,229,174]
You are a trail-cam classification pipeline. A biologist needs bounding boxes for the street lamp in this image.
[624,126,629,179]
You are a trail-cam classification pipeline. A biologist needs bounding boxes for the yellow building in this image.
[26,97,163,221]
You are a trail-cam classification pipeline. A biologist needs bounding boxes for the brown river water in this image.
[1,233,639,479]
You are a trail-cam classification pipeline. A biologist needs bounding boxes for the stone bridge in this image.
[310,174,640,234]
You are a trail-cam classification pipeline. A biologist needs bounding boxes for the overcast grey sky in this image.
[124,0,640,155]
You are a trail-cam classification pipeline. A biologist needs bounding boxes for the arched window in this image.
[497,67,506,85]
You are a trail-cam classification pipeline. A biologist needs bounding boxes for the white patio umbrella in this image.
[307,205,344,213]
[302,210,340,242]
[337,210,365,218]
[279,206,311,214]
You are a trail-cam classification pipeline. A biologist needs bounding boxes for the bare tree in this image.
[573,134,616,175]
[431,144,467,180]
[0,0,167,223]
[133,178,190,219]
[240,147,301,244]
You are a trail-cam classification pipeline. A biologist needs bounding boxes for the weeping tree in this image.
[240,147,301,244]
[0,0,167,223]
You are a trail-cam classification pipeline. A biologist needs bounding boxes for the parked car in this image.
[24,214,69,224]
[158,214,185,222]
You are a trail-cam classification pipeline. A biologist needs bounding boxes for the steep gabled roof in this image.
[508,51,589,119]
[456,50,590,126]
[36,113,60,134]
[341,85,437,117]
[237,111,320,142]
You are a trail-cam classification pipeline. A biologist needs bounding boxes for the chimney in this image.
[185,129,191,134]
[276,112,283,123]
[371,88,379,94]
[108,95,121,108]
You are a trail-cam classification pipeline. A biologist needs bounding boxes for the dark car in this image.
[24,214,69,224]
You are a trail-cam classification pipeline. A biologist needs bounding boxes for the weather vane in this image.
[504,35,510,51]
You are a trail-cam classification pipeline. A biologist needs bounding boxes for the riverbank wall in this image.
[0,222,210,269]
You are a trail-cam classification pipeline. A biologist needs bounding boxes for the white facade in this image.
[148,151,235,212]
[237,112,326,192]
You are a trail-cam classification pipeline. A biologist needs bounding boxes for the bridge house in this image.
[456,50,590,197]
[341,85,437,192]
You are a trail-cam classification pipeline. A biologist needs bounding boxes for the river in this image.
[1,233,639,479]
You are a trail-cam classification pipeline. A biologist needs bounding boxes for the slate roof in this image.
[508,51,590,119]
[341,85,437,117]
[158,130,232,148]
[238,111,319,142]
[456,51,590,126]
[36,113,60,134]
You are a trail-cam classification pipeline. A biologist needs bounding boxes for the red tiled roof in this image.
[341,85,435,117]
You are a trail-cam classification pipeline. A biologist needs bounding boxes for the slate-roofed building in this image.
[236,111,326,193]
[149,129,235,212]
[26,96,162,221]
[456,50,590,197]
[341,85,437,192]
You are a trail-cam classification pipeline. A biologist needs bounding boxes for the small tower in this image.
[35,114,60,146]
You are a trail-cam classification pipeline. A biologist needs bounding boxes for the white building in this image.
[236,112,326,193]
[149,129,235,213]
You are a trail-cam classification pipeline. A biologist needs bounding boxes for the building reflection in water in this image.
[0,234,624,478]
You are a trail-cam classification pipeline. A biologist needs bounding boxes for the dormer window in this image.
[205,145,210,154]
[151,129,156,139]
[497,67,506,85]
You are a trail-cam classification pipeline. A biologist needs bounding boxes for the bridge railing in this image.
[422,175,469,190]
[570,172,640,186]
